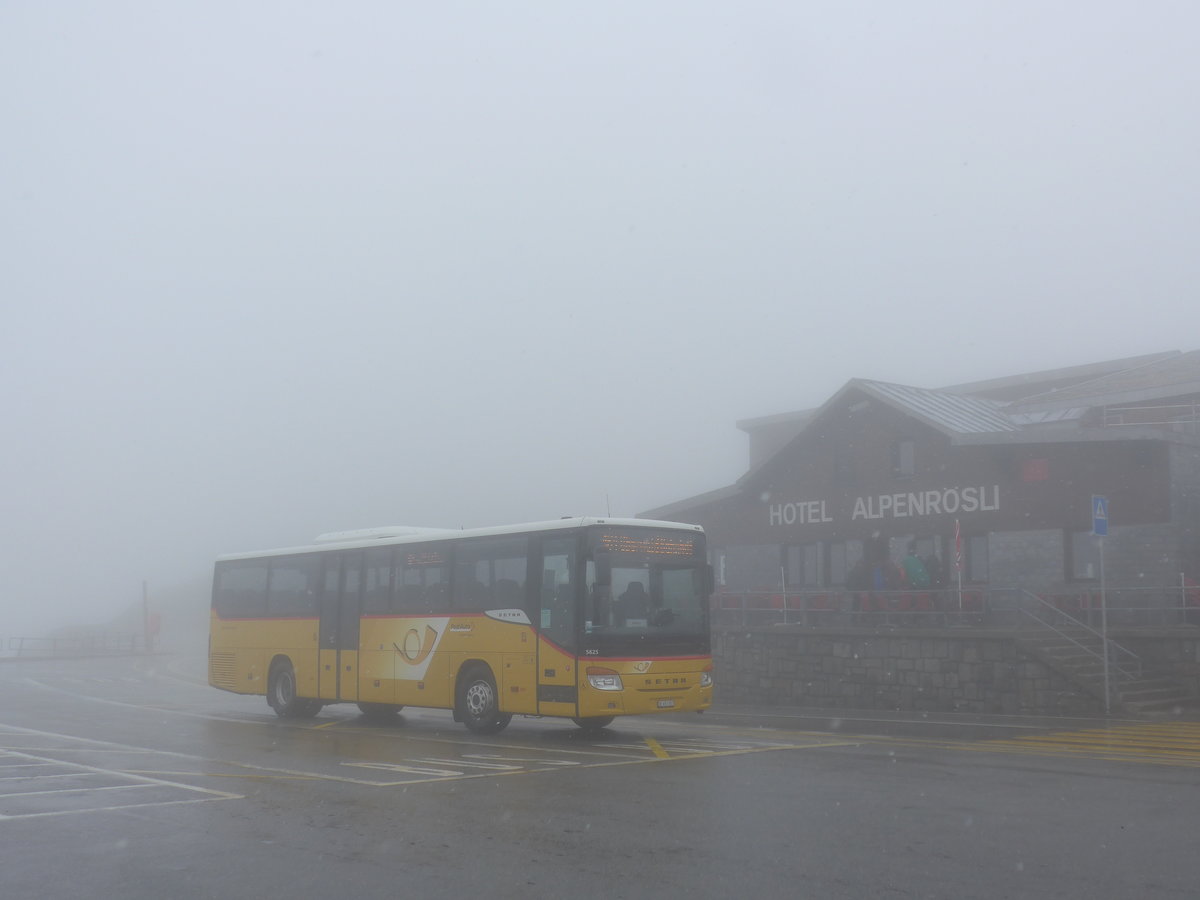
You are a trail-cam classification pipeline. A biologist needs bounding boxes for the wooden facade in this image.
[644,353,1200,601]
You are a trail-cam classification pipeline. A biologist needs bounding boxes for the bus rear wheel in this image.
[267,660,313,718]
[572,716,615,732]
[457,666,512,735]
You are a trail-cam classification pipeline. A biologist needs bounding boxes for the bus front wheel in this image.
[457,666,512,734]
[267,660,312,718]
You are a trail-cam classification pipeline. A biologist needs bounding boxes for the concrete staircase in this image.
[1018,631,1198,717]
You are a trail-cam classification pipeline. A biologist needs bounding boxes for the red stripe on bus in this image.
[358,612,509,620]
[213,612,505,623]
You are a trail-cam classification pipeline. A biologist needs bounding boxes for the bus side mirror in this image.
[593,552,612,586]
[703,565,715,597]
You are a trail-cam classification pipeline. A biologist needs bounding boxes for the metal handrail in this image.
[6,634,140,656]
[712,587,989,628]
[712,584,1198,629]
[1102,402,1199,428]
[1013,589,1142,682]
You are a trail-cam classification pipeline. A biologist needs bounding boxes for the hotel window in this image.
[892,439,915,477]
[722,545,782,590]
[967,535,989,583]
[829,540,864,586]
[913,536,939,561]
[785,543,825,588]
[834,453,856,489]
[1070,531,1101,581]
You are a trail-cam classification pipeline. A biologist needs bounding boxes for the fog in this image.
[3,2,1198,638]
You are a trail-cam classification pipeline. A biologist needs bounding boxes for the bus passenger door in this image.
[537,536,579,718]
[318,551,363,702]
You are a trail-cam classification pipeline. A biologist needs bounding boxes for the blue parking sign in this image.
[1092,495,1108,536]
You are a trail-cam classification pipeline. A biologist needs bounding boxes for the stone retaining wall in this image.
[1121,635,1200,694]
[711,626,1198,715]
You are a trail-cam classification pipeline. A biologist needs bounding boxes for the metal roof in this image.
[1008,350,1200,411]
[938,351,1180,399]
[736,351,1185,431]
[856,380,1020,435]
[1007,408,1089,426]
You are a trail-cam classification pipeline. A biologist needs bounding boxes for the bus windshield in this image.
[583,526,711,653]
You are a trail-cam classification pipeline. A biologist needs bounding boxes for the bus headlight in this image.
[586,667,623,691]
[700,669,713,688]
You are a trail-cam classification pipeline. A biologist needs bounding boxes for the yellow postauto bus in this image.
[209,517,714,733]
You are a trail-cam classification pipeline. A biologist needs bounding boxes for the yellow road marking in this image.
[954,742,1200,769]
[311,720,341,730]
[801,725,1200,770]
[962,722,1200,769]
[645,738,670,759]
[844,724,1200,772]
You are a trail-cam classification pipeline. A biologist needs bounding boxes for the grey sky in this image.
[3,2,1198,636]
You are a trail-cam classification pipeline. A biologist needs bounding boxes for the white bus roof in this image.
[216,517,703,562]
[312,526,457,543]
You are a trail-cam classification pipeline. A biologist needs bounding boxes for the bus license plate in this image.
[657,699,676,709]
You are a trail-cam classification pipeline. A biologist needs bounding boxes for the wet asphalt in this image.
[1,653,1197,900]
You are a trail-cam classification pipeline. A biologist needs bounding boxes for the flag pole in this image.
[955,519,963,613]
[780,565,789,626]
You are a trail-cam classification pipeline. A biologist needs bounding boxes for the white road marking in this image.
[464,754,580,767]
[0,763,60,770]
[411,757,525,771]
[0,738,241,821]
[4,783,156,799]
[342,761,465,778]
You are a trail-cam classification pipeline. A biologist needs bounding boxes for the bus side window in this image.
[395,546,449,614]
[215,561,268,618]
[452,537,528,612]
[494,578,522,606]
[395,564,421,613]
[362,547,394,615]
[425,580,448,609]
[266,556,318,617]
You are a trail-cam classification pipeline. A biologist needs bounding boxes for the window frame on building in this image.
[967,534,989,583]
[891,439,916,478]
[784,542,825,589]
[1068,530,1102,582]
[829,539,864,586]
